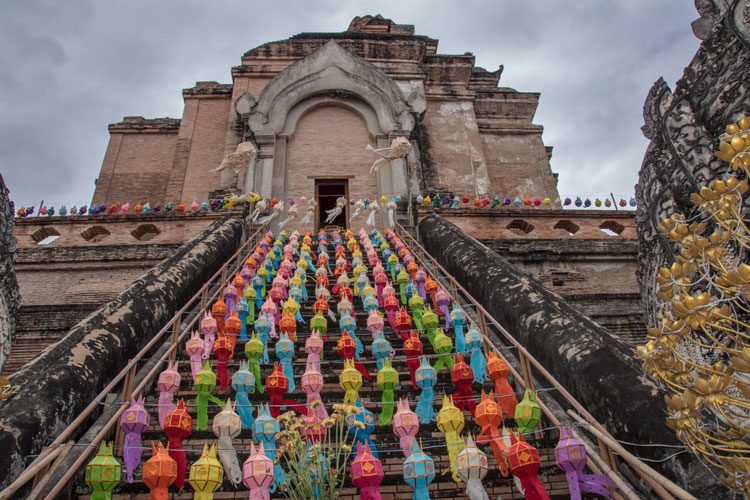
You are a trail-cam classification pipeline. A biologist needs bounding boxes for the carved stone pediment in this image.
[248,40,416,137]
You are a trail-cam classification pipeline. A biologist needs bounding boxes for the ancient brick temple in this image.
[6,15,644,377]
[91,15,560,213]
[1,11,728,500]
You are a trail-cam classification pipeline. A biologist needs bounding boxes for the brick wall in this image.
[180,97,233,202]
[92,130,177,205]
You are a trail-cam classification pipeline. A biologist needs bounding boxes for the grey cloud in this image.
[0,0,702,208]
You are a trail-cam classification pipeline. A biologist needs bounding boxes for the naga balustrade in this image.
[394,221,694,500]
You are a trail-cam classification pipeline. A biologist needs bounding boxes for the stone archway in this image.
[246,40,421,205]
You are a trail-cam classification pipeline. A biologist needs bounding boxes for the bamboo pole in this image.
[0,446,63,500]
[568,410,696,500]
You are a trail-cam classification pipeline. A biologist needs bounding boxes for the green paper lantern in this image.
[85,441,122,500]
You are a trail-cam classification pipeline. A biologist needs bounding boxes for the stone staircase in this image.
[73,227,573,499]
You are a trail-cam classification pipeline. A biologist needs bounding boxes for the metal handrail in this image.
[393,221,688,500]
[0,222,266,500]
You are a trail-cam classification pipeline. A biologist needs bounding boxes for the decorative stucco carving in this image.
[636,0,750,325]
[248,40,417,138]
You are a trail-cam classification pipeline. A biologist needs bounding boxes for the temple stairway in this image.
[69,226,574,499]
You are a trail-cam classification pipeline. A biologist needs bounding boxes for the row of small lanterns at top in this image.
[13,193,637,218]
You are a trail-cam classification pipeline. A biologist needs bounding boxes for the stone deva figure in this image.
[0,174,20,376]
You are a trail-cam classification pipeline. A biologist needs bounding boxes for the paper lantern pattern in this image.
[243,441,274,500]
[212,399,243,486]
[507,431,550,500]
[142,441,177,500]
[163,399,192,488]
[515,390,541,434]
[85,442,121,500]
[194,361,225,430]
[403,439,435,500]
[436,395,464,483]
[156,361,180,430]
[486,351,518,417]
[351,441,384,500]
[119,395,149,483]
[456,435,490,500]
[376,358,399,425]
[555,425,627,499]
[232,360,256,429]
[189,443,223,500]
[415,356,437,424]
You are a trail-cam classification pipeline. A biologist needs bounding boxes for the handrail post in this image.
[113,363,137,456]
[168,314,182,363]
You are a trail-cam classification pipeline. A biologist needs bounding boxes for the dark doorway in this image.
[315,179,349,232]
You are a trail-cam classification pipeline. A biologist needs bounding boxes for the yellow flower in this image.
[340,444,352,452]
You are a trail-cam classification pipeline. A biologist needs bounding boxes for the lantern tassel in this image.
[157,393,176,430]
[406,357,420,390]
[123,432,142,483]
[453,384,476,418]
[520,475,550,500]
[216,435,243,486]
[281,359,295,393]
[433,353,454,373]
[268,392,307,418]
[470,349,488,384]
[217,359,230,391]
[238,311,249,341]
[167,437,187,489]
[386,309,397,331]
[236,390,254,429]
[306,393,329,420]
[248,359,264,393]
[399,282,407,305]
[355,360,373,381]
[465,479,490,500]
[452,321,466,354]
[416,386,435,424]
[444,432,463,483]
[195,393,224,431]
[189,352,203,380]
[202,332,216,360]
[413,485,431,500]
[379,389,395,426]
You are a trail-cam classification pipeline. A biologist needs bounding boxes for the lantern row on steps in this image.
[84,226,616,500]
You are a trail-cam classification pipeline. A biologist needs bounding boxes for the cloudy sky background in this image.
[0,0,702,210]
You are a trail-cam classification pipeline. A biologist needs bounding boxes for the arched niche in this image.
[246,40,418,206]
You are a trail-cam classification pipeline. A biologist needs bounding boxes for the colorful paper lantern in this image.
[515,389,541,434]
[302,357,329,420]
[253,403,286,488]
[243,441,274,500]
[200,311,217,360]
[305,329,324,371]
[432,329,454,372]
[265,363,306,417]
[189,443,223,500]
[421,306,439,348]
[163,400,192,489]
[415,356,437,424]
[232,360,255,429]
[212,332,235,391]
[474,390,509,476]
[186,330,204,379]
[376,358,399,426]
[395,306,413,342]
[347,397,378,457]
[555,425,627,499]
[194,361,224,430]
[392,397,419,457]
[85,442,121,500]
[372,330,393,370]
[403,330,423,390]
[212,399,243,486]
[119,395,149,483]
[450,353,475,415]
[211,297,227,333]
[142,441,177,500]
[436,395,465,483]
[254,311,272,364]
[456,435,490,500]
[276,332,295,392]
[465,324,487,384]
[351,441,384,500]
[508,431,550,500]
[244,333,265,393]
[340,358,363,404]
[156,360,180,429]
[485,351,518,418]
[403,439,435,500]
[338,331,372,380]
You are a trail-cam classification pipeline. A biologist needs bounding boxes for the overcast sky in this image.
[0,1,702,210]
